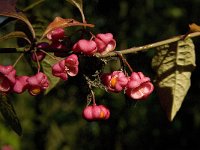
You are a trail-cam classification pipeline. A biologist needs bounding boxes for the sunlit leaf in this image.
[41,17,94,39]
[152,38,196,121]
[0,93,22,136]
[189,23,200,32]
[0,31,31,44]
[41,55,61,95]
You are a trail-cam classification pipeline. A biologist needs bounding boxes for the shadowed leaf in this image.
[65,0,85,22]
[41,17,94,39]
[0,93,22,136]
[0,31,31,44]
[152,38,196,121]
[66,0,82,10]
[0,0,35,39]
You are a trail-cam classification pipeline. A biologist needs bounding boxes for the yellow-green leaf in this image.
[41,55,60,95]
[152,38,196,121]
[0,93,22,136]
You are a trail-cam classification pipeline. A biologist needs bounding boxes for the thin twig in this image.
[115,52,134,72]
[33,51,41,73]
[39,50,61,61]
[13,53,24,67]
[1,32,200,55]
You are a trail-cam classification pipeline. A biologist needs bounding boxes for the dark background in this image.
[1,0,200,149]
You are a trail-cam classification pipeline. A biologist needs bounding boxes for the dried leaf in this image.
[152,38,196,121]
[0,31,31,44]
[41,55,60,95]
[189,23,200,32]
[0,93,22,136]
[41,17,94,39]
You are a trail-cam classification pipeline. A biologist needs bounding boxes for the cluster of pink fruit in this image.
[32,27,116,61]
[82,71,154,121]
[0,65,49,96]
[0,27,154,121]
[101,71,154,100]
[0,28,115,95]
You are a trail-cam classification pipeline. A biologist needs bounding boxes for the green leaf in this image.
[0,93,22,136]
[0,31,31,44]
[41,55,60,95]
[152,38,196,121]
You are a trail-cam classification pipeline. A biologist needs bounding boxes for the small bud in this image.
[36,42,49,49]
[31,51,46,62]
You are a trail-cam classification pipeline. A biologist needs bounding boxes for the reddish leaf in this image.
[0,0,35,39]
[0,0,18,13]
[41,17,94,39]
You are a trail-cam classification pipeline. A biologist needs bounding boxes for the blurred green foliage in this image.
[1,0,200,149]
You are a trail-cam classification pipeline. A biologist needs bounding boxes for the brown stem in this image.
[90,90,96,105]
[97,32,200,58]
[115,52,134,73]
[33,51,41,73]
